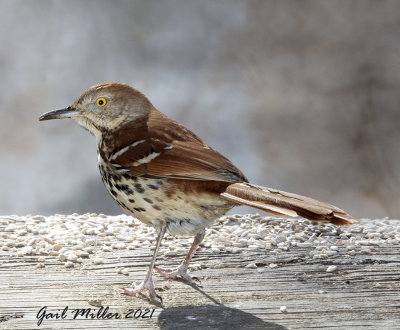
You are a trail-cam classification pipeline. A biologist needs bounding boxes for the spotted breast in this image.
[97,150,234,236]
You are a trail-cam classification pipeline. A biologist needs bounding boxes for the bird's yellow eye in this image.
[96,97,107,107]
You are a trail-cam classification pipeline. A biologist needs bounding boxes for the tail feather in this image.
[221,183,355,226]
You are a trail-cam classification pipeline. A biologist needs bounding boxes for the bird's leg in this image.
[154,231,205,284]
[123,226,166,300]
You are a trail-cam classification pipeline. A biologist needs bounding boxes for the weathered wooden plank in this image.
[1,216,400,329]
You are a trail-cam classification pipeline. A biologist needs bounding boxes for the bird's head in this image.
[39,83,152,139]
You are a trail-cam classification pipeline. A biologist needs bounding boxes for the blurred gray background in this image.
[0,0,399,219]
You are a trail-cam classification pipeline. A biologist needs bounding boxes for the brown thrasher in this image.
[39,83,354,300]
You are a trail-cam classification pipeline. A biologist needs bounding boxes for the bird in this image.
[39,82,355,300]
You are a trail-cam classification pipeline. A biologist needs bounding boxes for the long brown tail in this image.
[220,183,355,226]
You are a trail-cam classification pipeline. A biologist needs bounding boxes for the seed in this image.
[326,265,337,272]
[245,263,257,269]
[92,257,104,265]
[65,261,74,268]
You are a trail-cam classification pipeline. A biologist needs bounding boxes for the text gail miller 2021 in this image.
[36,306,156,325]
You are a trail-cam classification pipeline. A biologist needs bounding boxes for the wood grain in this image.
[1,220,399,329]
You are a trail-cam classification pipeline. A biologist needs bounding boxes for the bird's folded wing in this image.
[111,139,246,182]
[107,109,247,183]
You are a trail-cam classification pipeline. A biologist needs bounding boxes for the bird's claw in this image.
[123,277,162,302]
[154,265,199,285]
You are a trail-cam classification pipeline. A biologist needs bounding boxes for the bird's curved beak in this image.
[39,106,79,121]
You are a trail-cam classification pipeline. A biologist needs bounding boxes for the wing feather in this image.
[106,109,247,183]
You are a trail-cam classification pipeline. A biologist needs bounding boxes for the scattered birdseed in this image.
[0,214,399,272]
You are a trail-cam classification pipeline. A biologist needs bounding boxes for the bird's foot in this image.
[154,264,199,284]
[123,275,162,301]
